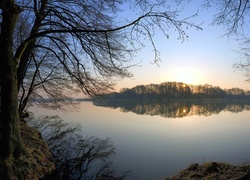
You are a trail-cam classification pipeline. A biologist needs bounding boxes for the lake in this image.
[30,101,250,180]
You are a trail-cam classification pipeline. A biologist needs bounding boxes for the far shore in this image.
[90,97,250,104]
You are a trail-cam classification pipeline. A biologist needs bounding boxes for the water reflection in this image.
[26,115,129,180]
[29,102,250,180]
[93,100,250,118]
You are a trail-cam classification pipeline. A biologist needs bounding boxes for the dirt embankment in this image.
[165,162,250,180]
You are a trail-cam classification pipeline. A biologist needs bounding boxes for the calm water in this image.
[30,101,250,180]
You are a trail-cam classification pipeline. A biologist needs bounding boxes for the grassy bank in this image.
[0,121,55,179]
[165,162,250,180]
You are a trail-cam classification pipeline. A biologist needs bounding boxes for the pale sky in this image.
[113,1,250,91]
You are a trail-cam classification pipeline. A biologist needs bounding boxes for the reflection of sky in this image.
[30,102,250,180]
[114,1,250,91]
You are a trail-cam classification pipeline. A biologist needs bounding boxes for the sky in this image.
[113,1,250,92]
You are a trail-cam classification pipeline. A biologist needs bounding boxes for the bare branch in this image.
[10,0,201,112]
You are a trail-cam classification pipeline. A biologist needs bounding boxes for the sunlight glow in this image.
[176,73,196,85]
[166,67,206,85]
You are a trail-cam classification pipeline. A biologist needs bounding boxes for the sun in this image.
[166,67,204,85]
[176,69,198,84]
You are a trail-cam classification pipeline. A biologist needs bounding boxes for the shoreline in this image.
[5,121,249,179]
[165,162,250,180]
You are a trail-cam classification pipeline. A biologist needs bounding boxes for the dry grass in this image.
[165,162,250,180]
[0,122,55,179]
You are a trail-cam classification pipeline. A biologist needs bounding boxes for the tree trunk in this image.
[0,1,23,159]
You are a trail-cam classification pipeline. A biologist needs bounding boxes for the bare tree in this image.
[203,0,250,36]
[18,37,82,114]
[203,0,250,81]
[0,0,200,177]
[15,0,202,114]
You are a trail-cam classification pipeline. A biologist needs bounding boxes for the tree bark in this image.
[0,1,23,159]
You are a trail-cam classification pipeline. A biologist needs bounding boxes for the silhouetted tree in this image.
[203,0,250,83]
[0,0,200,177]
[104,82,235,99]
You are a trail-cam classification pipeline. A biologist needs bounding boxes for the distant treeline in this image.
[98,82,250,100]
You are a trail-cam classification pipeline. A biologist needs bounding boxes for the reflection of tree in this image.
[226,104,245,113]
[27,115,128,180]
[245,105,250,111]
[105,102,194,118]
[94,101,249,118]
[193,103,226,117]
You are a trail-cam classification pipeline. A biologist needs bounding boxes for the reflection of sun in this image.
[182,107,188,114]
